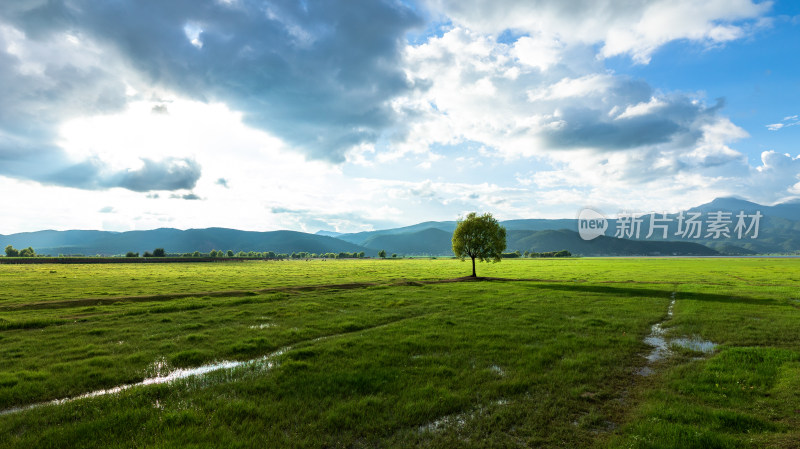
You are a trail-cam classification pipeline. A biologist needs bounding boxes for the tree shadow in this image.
[517,282,781,307]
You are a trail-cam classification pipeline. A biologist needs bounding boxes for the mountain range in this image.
[1,198,798,257]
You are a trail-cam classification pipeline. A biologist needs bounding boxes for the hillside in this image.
[341,227,719,257]
[361,228,453,255]
[0,228,368,256]
[2,197,798,256]
[507,229,718,256]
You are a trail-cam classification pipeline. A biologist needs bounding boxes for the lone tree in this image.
[452,212,507,277]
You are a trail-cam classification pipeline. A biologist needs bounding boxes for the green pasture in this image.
[0,258,798,448]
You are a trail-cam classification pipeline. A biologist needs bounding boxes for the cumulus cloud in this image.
[0,11,203,192]
[423,0,770,63]
[396,27,745,165]
[0,0,423,195]
[748,151,800,201]
[1,0,794,230]
[0,0,422,163]
[0,131,201,191]
[384,22,795,213]
[114,158,201,192]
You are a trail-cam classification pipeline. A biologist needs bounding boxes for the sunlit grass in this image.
[1,258,798,447]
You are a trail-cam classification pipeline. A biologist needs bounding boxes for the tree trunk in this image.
[471,256,476,277]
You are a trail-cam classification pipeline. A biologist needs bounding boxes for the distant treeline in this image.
[4,245,37,257]
[502,250,572,258]
[0,257,222,264]
[2,246,369,262]
[139,249,368,259]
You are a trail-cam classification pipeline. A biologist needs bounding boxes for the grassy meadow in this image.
[0,258,799,448]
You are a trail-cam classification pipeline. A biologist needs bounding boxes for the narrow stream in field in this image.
[638,292,717,376]
[0,314,423,417]
[0,348,288,417]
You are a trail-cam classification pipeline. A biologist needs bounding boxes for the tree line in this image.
[501,250,572,258]
[125,249,368,259]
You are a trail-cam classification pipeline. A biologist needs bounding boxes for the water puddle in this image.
[671,337,717,353]
[489,365,505,377]
[0,348,287,417]
[641,293,676,365]
[418,398,508,434]
[637,292,717,376]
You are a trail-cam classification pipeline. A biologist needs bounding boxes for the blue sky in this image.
[0,0,798,233]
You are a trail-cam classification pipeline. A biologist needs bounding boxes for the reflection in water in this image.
[671,337,717,353]
[638,292,718,376]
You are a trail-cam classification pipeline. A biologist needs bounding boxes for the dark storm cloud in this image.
[2,0,422,163]
[541,84,724,152]
[0,133,201,191]
[43,157,200,191]
[0,35,126,142]
[543,108,681,150]
[114,158,201,192]
[0,0,422,192]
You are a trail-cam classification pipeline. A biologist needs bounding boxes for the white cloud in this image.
[749,151,800,202]
[766,114,800,131]
[424,0,771,63]
[527,74,615,102]
[511,35,562,71]
[614,97,667,120]
[0,0,796,235]
[398,27,748,160]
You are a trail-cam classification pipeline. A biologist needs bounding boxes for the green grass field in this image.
[1,258,799,448]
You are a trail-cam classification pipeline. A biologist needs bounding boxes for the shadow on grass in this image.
[522,282,779,307]
[2,276,781,313]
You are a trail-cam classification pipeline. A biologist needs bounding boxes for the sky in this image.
[1,0,799,234]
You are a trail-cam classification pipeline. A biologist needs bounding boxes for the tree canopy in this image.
[4,245,35,257]
[452,212,507,277]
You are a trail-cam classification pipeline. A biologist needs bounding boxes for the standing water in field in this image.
[643,293,676,364]
[638,292,717,376]
[0,348,288,417]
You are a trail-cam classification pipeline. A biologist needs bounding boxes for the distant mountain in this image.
[342,227,719,257]
[690,197,800,221]
[605,197,800,254]
[333,197,800,255]
[769,198,800,221]
[361,228,454,255]
[499,219,576,231]
[2,197,797,257]
[688,197,764,214]
[507,229,718,256]
[0,228,368,256]
[337,221,456,246]
[335,219,575,245]
[315,230,343,237]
